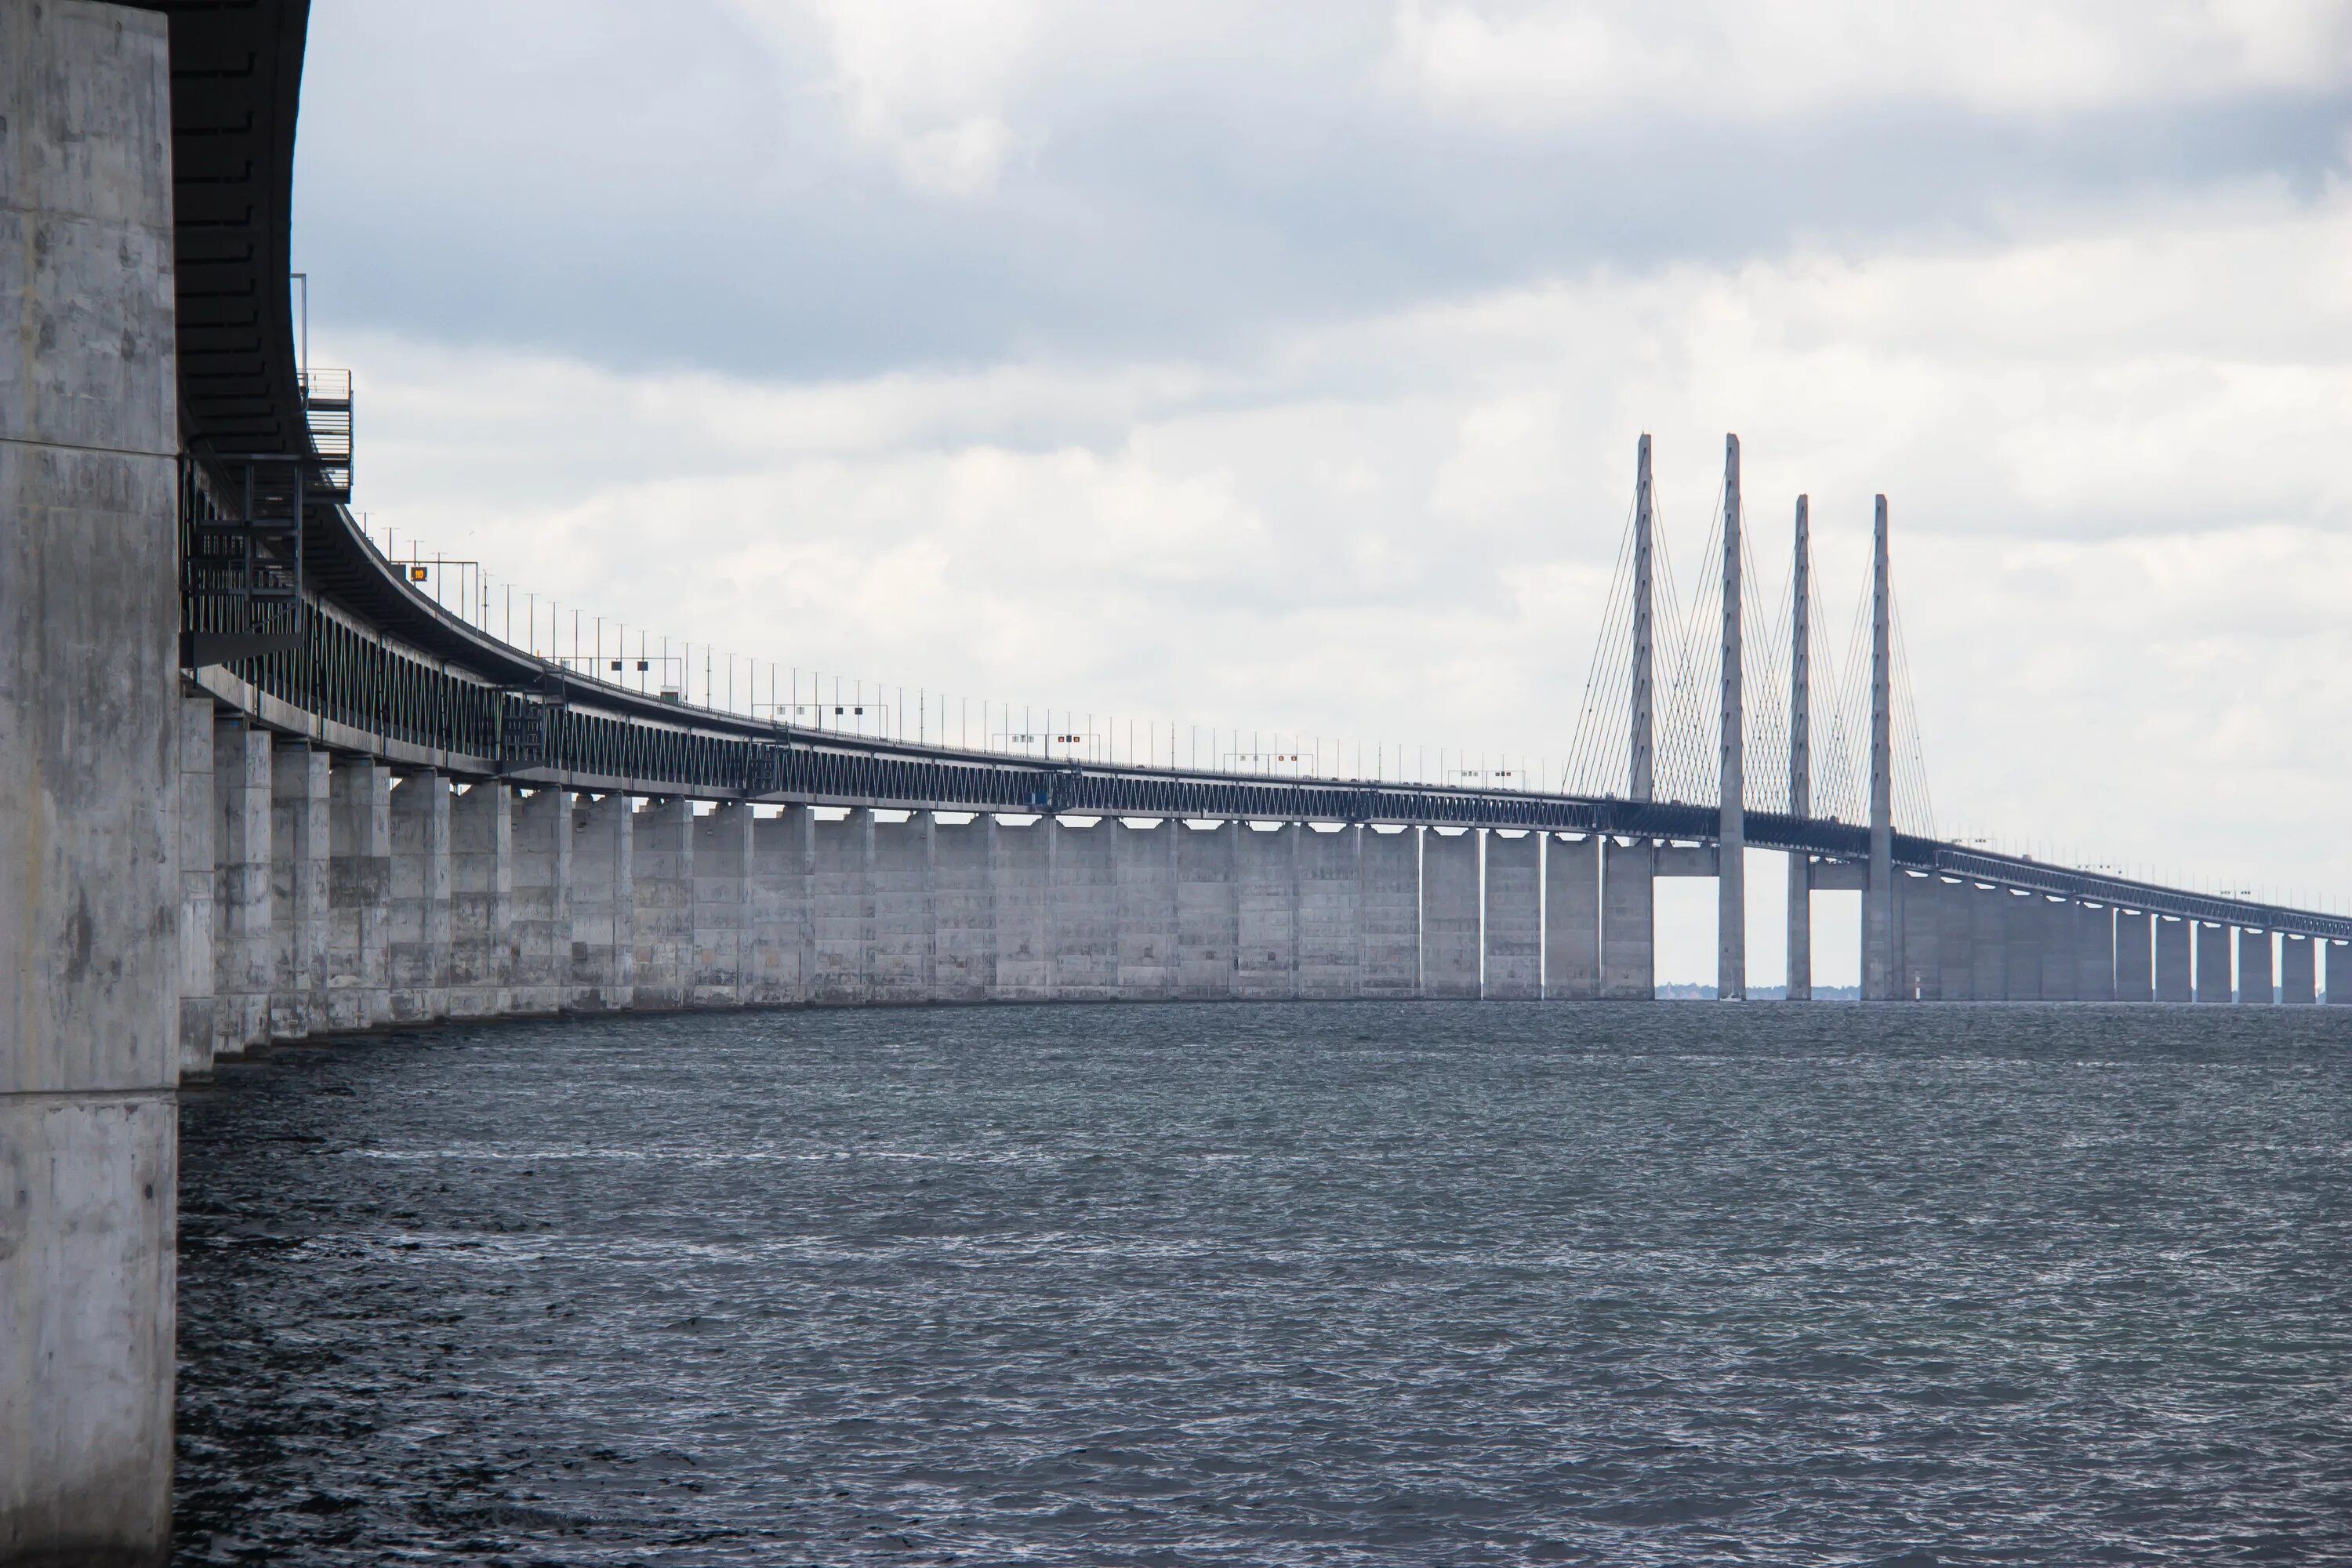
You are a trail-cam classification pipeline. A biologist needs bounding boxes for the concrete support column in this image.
[1235,822,1301,999]
[213,718,274,1053]
[0,6,180,1553]
[1935,877,1973,1001]
[1969,882,2006,1000]
[691,802,753,1007]
[326,759,392,1031]
[2155,916,2193,1003]
[1421,828,1480,998]
[1544,834,1601,1000]
[388,771,452,1022]
[873,810,939,1004]
[1174,820,1239,1000]
[931,812,992,1002]
[2236,927,2274,1004]
[630,799,693,1010]
[1897,873,1936,1000]
[447,782,514,1020]
[747,808,812,1006]
[569,793,634,1011]
[2076,903,2114,1003]
[1481,831,1541,999]
[177,697,217,1075]
[2001,890,2041,1001]
[2326,941,2350,1005]
[1299,824,1361,999]
[510,789,572,1016]
[2280,935,2315,1004]
[805,808,869,1004]
[1359,826,1420,998]
[1051,816,1117,1000]
[989,815,1051,1001]
[269,743,331,1039]
[1112,818,1178,999]
[1602,839,1656,1000]
[2194,922,2231,1004]
[2114,909,2153,1003]
[2038,898,2078,1002]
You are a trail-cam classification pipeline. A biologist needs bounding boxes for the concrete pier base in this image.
[269,744,332,1040]
[748,808,812,1005]
[630,800,694,1010]
[2002,891,2041,1001]
[2280,935,2314,1004]
[1299,824,1360,999]
[692,804,753,1007]
[2237,927,2273,1004]
[1421,829,1479,998]
[328,760,393,1029]
[448,783,513,1019]
[1114,820,1178,1000]
[510,789,572,1016]
[2328,942,2351,1005]
[1602,840,1655,1000]
[989,816,1051,1001]
[1053,818,1118,1000]
[0,4,180,1555]
[177,698,217,1075]
[811,811,873,1004]
[570,793,634,1011]
[2038,898,2078,1002]
[931,814,990,1002]
[2194,922,2231,1004]
[2114,910,2153,1003]
[1545,834,1600,999]
[2076,903,2114,1002]
[1359,827,1420,997]
[214,718,274,1054]
[1174,821,1238,1000]
[1969,883,2005,1000]
[2155,916,2192,1003]
[1236,823,1300,1000]
[389,772,452,1022]
[1482,832,1541,1000]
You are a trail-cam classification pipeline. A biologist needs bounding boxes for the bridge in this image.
[3,2,2344,1562]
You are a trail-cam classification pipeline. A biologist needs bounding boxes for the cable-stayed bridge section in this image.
[2,2,2346,1558]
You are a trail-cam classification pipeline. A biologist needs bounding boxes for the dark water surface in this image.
[176,1004,2352,1565]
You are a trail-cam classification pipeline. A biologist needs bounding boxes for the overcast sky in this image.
[295,1,2352,985]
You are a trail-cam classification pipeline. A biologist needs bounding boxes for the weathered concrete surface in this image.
[2194,922,2232,1004]
[0,4,180,1557]
[212,718,273,1052]
[2038,898,2078,1003]
[1601,840,1654,1000]
[327,759,392,1030]
[1113,820,1177,1000]
[1544,834,1599,1000]
[1359,827,1419,999]
[1175,822,1237,1000]
[388,772,452,1022]
[268,744,331,1039]
[1969,882,2006,1000]
[1897,873,1936,1000]
[871,813,935,1004]
[1421,829,1479,999]
[630,800,693,1010]
[510,789,572,1016]
[990,817,1052,1001]
[2280,934,2314,1005]
[1482,832,1541,1000]
[2075,903,2114,1003]
[448,784,514,1019]
[1236,823,1299,1000]
[1298,824,1359,1000]
[2155,916,2193,1004]
[569,793,634,1011]
[1052,818,1117,1000]
[176,698,216,1074]
[810,811,870,1004]
[2237,927,2274,1005]
[1936,878,1974,1001]
[931,815,991,1002]
[691,804,752,1007]
[746,809,810,1006]
[2328,942,2350,1006]
[2000,891,2040,1002]
[2114,909,2154,1004]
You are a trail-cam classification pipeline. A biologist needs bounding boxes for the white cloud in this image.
[1387,0,2352,127]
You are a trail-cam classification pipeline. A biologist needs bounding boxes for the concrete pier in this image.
[177,699,218,1075]
[1422,829,1481,998]
[1176,821,1240,1000]
[510,789,572,1015]
[2038,898,2078,1002]
[269,744,332,1040]
[1299,825,1360,999]
[1483,832,1541,1000]
[812,811,873,1004]
[1602,839,1656,999]
[931,815,991,1003]
[1545,834,1601,999]
[571,793,635,1010]
[631,799,695,1010]
[1935,878,1974,1001]
[1359,827,1420,997]
[2002,891,2041,1001]
[215,718,274,1052]
[1969,883,2006,1000]
[2156,916,2193,1003]
[1116,820,1178,999]
[871,811,936,1003]
[693,804,754,1007]
[2328,941,2351,1005]
[2114,910,2153,1003]
[0,4,181,1554]
[448,783,514,1019]
[2280,935,2314,1004]
[2075,903,2114,1002]
[1236,822,1299,1000]
[328,760,394,1030]
[2194,922,2232,1003]
[2237,927,2273,1004]
[389,772,452,1022]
